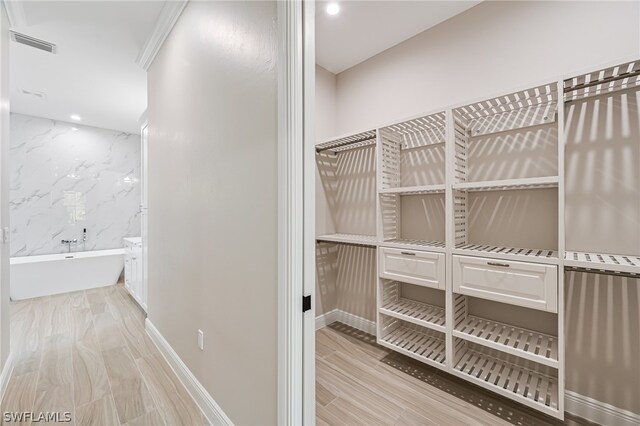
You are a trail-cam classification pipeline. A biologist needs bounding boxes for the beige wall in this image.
[147,1,278,424]
[315,65,337,315]
[565,89,640,256]
[566,272,640,414]
[334,1,640,135]
[0,3,10,366]
[315,66,337,237]
[315,65,337,142]
[315,0,640,414]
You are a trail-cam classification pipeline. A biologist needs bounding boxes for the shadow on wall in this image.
[316,242,338,315]
[400,143,445,187]
[316,152,338,228]
[466,188,558,250]
[317,145,376,236]
[336,244,376,322]
[467,127,558,182]
[315,242,376,321]
[565,270,640,414]
[400,193,446,242]
[565,88,640,255]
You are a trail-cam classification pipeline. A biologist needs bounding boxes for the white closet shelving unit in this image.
[376,112,448,370]
[315,57,640,421]
[448,82,564,418]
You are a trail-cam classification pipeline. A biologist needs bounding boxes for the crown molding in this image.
[2,0,27,28]
[136,0,188,71]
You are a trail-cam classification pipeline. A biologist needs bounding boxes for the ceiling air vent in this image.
[19,88,47,99]
[10,31,56,54]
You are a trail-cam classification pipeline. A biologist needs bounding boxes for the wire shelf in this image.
[381,239,446,252]
[316,233,377,247]
[455,84,557,124]
[379,317,446,369]
[381,112,447,150]
[381,299,446,333]
[454,244,558,264]
[564,60,640,102]
[454,316,558,368]
[465,102,558,139]
[315,130,377,154]
[380,280,445,333]
[379,184,446,195]
[452,176,558,192]
[564,251,640,276]
[453,345,559,417]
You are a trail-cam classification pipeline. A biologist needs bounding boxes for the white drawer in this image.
[379,247,445,289]
[453,255,557,312]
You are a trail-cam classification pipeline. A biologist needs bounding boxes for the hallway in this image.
[0,285,207,425]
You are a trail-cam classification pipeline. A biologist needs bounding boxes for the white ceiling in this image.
[316,1,482,74]
[8,1,165,134]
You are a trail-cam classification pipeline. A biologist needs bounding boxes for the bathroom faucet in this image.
[61,239,78,253]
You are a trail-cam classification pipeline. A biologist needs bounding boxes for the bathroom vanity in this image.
[123,237,146,311]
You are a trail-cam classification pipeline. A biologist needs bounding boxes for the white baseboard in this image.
[315,309,339,330]
[565,390,640,426]
[145,319,233,425]
[316,309,376,335]
[0,353,15,403]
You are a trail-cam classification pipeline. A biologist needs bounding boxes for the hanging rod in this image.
[457,99,557,123]
[315,134,376,153]
[564,266,640,279]
[564,68,640,94]
[465,112,557,139]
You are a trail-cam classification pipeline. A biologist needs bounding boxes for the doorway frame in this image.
[277,0,316,424]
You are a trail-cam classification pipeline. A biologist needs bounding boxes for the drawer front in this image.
[380,247,445,289]
[453,255,557,312]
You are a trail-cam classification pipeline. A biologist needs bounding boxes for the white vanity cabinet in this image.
[123,237,145,311]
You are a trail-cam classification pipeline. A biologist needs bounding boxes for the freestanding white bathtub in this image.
[10,249,125,300]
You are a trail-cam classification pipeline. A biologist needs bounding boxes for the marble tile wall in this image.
[10,113,141,257]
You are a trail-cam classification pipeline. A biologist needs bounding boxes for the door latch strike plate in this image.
[302,295,311,312]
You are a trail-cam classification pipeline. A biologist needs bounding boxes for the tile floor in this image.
[1,284,208,425]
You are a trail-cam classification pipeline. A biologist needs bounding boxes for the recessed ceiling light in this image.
[326,3,340,15]
[71,127,79,131]
[70,114,81,121]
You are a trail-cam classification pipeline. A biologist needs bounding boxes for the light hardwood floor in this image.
[317,323,595,426]
[2,284,208,426]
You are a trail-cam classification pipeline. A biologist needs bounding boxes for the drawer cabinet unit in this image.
[379,247,445,289]
[452,255,557,312]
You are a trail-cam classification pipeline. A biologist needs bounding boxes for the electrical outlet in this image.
[198,329,204,351]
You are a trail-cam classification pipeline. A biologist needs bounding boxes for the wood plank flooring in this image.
[317,323,596,426]
[2,284,208,426]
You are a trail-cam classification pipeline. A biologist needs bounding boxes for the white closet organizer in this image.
[376,112,448,372]
[449,83,564,418]
[315,58,640,421]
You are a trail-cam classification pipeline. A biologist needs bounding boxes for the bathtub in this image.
[10,249,125,300]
